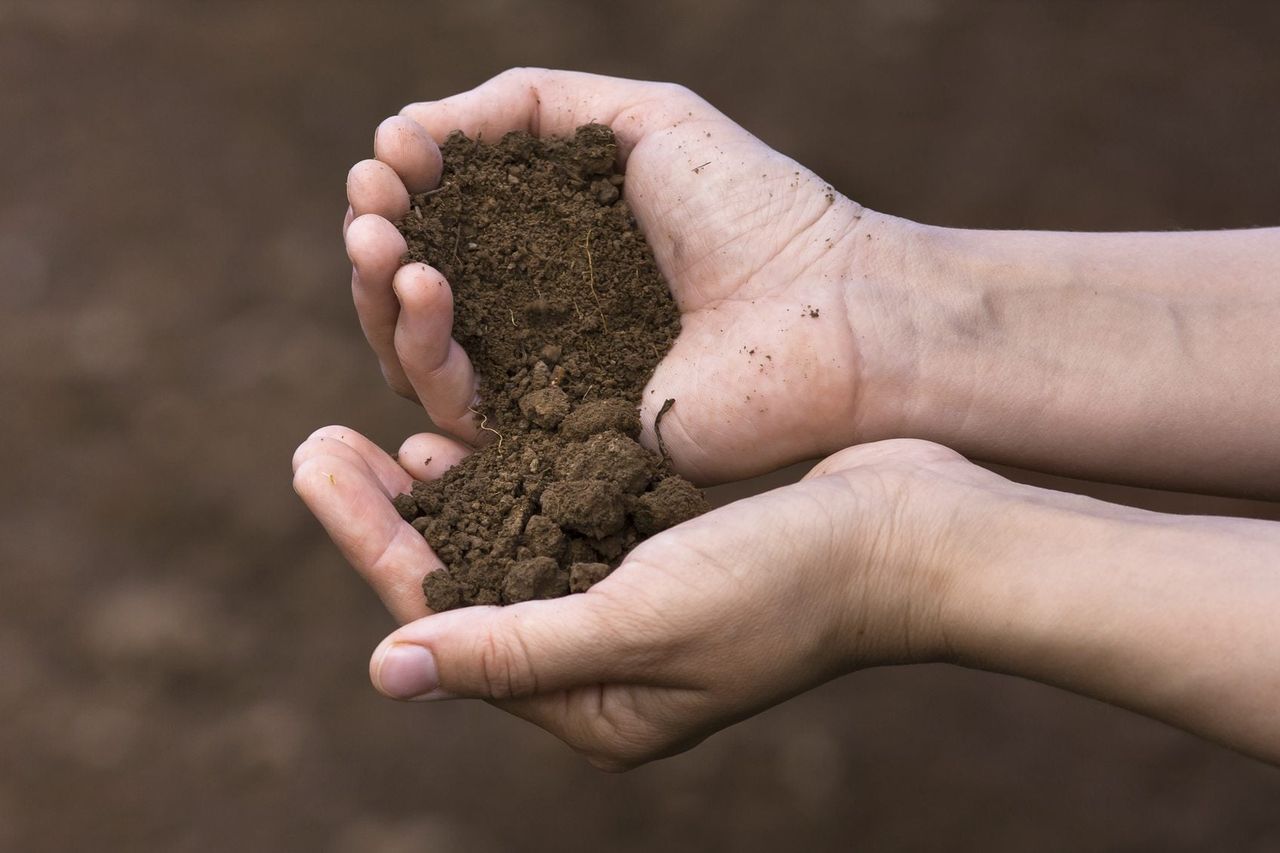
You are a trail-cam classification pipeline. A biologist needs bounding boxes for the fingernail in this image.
[376,643,439,699]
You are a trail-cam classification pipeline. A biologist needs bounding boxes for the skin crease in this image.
[304,69,1280,771]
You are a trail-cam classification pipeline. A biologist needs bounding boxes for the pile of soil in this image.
[391,125,708,611]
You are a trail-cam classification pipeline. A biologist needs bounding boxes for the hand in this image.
[344,68,897,483]
[293,426,1018,770]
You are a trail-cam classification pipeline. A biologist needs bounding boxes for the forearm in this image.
[948,490,1280,763]
[851,214,1280,497]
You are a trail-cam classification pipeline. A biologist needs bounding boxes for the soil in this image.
[392,125,708,611]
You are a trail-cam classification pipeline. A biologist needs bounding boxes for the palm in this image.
[621,120,867,481]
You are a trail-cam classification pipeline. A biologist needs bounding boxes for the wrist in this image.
[835,210,961,446]
[837,218,1280,495]
[838,214,1083,456]
[810,441,1035,670]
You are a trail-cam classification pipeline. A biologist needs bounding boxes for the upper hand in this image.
[344,68,886,484]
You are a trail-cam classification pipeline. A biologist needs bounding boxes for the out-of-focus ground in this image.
[3,1,1279,850]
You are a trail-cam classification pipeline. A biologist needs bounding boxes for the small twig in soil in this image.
[448,186,465,263]
[468,406,505,450]
[581,384,595,401]
[508,308,517,326]
[654,398,676,461]
[583,228,609,332]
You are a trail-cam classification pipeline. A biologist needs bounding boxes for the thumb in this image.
[368,592,647,701]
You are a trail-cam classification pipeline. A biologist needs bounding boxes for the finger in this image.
[354,268,415,399]
[392,263,481,441]
[294,454,436,624]
[374,116,444,193]
[368,593,654,701]
[292,425,412,496]
[342,205,353,237]
[397,432,470,481]
[347,158,410,220]
[345,214,414,398]
[400,67,704,163]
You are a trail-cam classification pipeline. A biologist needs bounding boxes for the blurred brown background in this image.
[3,1,1280,850]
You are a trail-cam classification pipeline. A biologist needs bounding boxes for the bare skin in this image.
[303,69,1280,770]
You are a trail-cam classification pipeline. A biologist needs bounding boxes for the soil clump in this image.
[392,125,708,611]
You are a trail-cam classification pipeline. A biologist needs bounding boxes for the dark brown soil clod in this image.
[391,125,709,611]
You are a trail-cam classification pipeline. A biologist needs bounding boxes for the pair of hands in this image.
[296,68,1021,769]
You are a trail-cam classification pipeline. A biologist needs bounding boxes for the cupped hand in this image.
[294,427,1016,770]
[344,68,889,484]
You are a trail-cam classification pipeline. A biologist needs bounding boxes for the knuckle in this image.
[653,81,704,112]
[495,66,546,90]
[398,102,431,123]
[661,81,694,99]
[475,627,538,699]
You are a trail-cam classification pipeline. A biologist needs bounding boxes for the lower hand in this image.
[293,427,1016,769]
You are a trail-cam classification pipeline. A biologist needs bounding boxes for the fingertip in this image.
[398,432,471,480]
[369,641,444,701]
[292,424,354,474]
[347,158,411,219]
[391,262,452,315]
[375,115,444,192]
[345,213,407,270]
[292,454,346,503]
[294,425,416,497]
